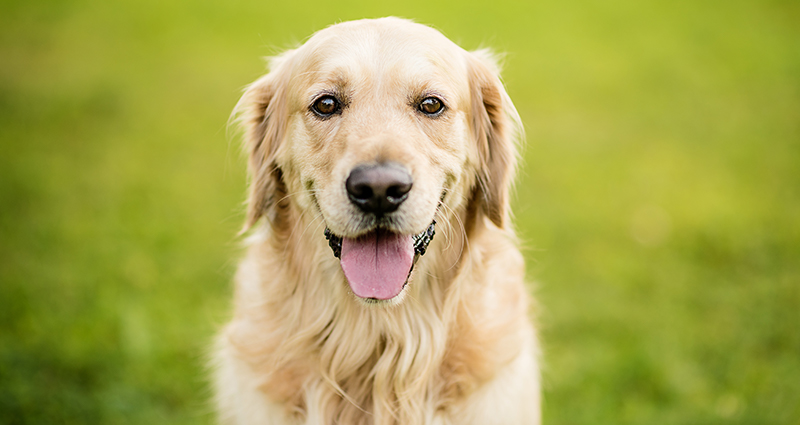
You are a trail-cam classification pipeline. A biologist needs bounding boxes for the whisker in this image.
[437,202,469,273]
[296,211,327,249]
[280,190,324,258]
[274,187,321,207]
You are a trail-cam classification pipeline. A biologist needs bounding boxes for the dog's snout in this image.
[346,163,412,214]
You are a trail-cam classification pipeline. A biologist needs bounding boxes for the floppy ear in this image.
[467,49,523,228]
[234,52,293,230]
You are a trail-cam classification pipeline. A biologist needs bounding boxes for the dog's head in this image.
[236,17,521,302]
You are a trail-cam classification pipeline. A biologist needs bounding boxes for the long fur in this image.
[214,17,540,425]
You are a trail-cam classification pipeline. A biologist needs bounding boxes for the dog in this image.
[214,17,540,425]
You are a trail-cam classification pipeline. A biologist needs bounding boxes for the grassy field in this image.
[1,0,798,423]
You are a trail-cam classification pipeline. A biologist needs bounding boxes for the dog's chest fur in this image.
[222,217,528,425]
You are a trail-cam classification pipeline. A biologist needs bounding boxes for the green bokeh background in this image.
[1,0,798,424]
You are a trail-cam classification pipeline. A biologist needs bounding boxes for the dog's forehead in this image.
[293,19,469,94]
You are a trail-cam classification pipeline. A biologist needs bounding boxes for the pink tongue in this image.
[340,230,415,300]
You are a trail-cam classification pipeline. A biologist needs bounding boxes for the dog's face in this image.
[238,18,519,303]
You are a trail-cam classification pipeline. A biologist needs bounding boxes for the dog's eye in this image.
[418,97,444,116]
[312,95,340,117]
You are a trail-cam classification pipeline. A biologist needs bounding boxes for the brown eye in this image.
[419,97,444,115]
[312,95,340,117]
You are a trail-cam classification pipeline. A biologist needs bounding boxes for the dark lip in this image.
[323,228,343,258]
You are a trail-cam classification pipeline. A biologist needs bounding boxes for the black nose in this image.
[346,163,413,215]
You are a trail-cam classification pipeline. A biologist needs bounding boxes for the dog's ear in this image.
[234,52,294,230]
[467,49,523,228]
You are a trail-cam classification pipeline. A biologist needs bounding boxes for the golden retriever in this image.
[214,17,540,425]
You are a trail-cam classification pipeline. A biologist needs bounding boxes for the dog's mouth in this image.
[324,222,436,301]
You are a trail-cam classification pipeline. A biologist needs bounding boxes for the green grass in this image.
[1,0,798,423]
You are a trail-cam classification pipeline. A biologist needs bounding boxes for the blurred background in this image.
[1,0,798,423]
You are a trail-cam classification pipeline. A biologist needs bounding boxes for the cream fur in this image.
[214,17,540,425]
